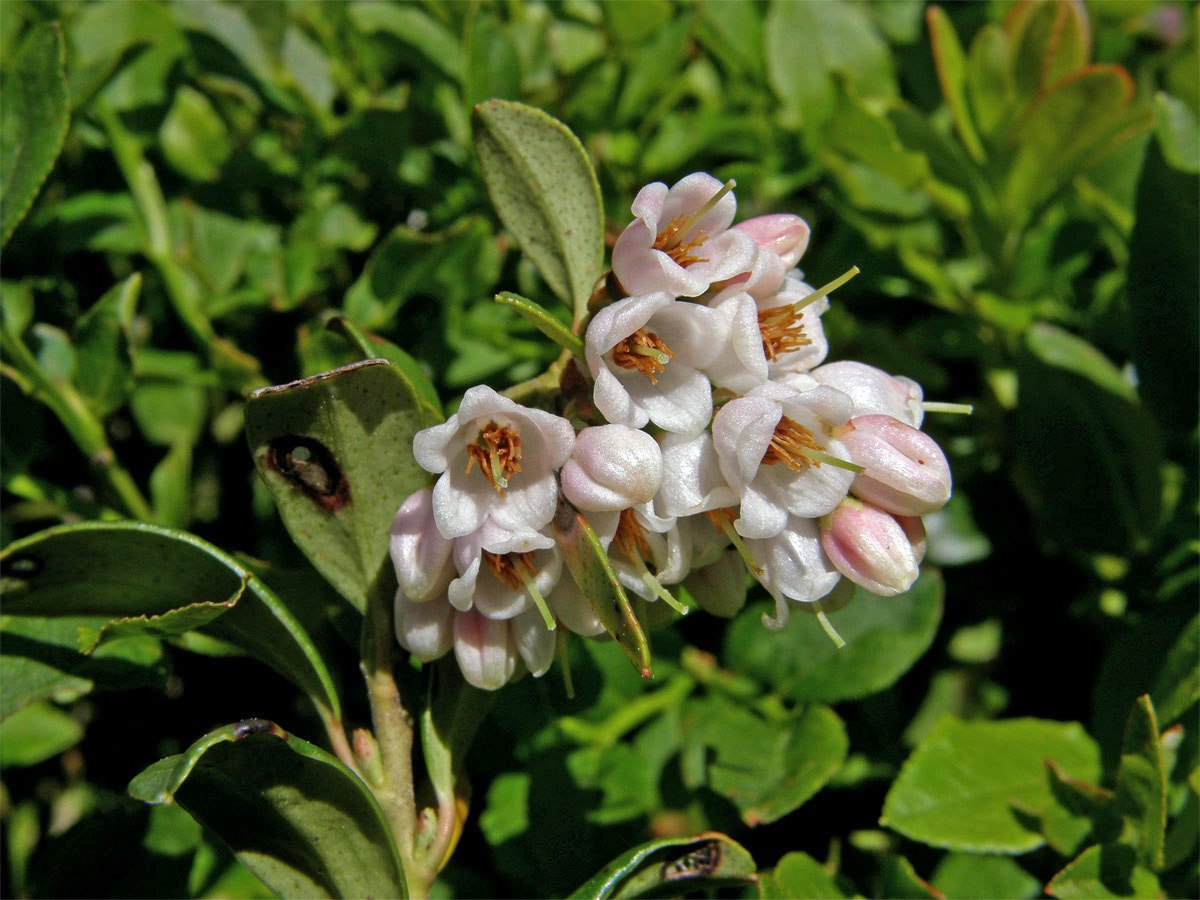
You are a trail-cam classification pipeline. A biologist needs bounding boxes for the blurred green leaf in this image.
[881,717,1101,852]
[129,722,406,898]
[282,24,333,113]
[74,274,139,418]
[1013,325,1161,554]
[326,317,443,423]
[1129,143,1200,435]
[693,0,764,81]
[930,853,1040,900]
[724,572,942,704]
[878,855,941,899]
[0,521,341,722]
[766,0,893,131]
[1046,842,1162,899]
[245,359,429,612]
[129,380,208,446]
[927,5,985,163]
[347,2,462,81]
[472,100,604,322]
[566,831,755,899]
[464,13,520,108]
[614,14,691,127]
[759,851,847,899]
[966,23,1013,141]
[1115,696,1166,870]
[0,700,83,767]
[1007,0,1090,100]
[1148,615,1199,729]
[602,0,672,45]
[1,22,69,245]
[159,86,232,182]
[1153,92,1199,174]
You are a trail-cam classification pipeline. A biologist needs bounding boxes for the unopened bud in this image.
[820,499,924,596]
[811,361,924,427]
[735,214,811,268]
[353,728,385,786]
[840,415,952,516]
[560,425,663,511]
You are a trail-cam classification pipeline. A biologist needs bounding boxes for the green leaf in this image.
[463,13,520,109]
[1046,843,1162,899]
[966,24,1014,141]
[347,2,461,81]
[149,442,192,529]
[927,6,985,163]
[1042,760,1119,856]
[931,853,1041,900]
[494,291,585,359]
[552,495,652,678]
[1154,92,1200,174]
[128,721,406,898]
[326,317,443,424]
[881,717,1102,853]
[765,0,893,131]
[878,855,942,899]
[1014,326,1162,554]
[1116,696,1166,870]
[760,851,847,899]
[159,85,232,182]
[1149,615,1199,727]
[0,22,70,245]
[244,359,430,613]
[613,14,692,127]
[1001,66,1145,224]
[1007,0,1090,100]
[0,700,83,768]
[471,100,604,322]
[724,572,943,704]
[74,274,139,418]
[566,832,755,899]
[129,380,208,447]
[1,521,340,722]
[683,695,847,826]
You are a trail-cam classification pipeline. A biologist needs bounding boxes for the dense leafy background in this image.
[1,1,1196,898]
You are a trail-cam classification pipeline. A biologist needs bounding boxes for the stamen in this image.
[484,550,556,631]
[610,329,676,384]
[615,508,687,615]
[659,179,737,250]
[922,401,975,415]
[762,416,824,471]
[792,266,860,314]
[704,508,763,577]
[465,422,522,495]
[758,304,812,362]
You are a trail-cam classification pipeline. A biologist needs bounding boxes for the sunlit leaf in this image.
[567,831,755,899]
[1046,843,1161,899]
[0,700,83,768]
[129,721,406,898]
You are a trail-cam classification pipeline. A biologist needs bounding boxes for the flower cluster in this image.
[390,173,954,689]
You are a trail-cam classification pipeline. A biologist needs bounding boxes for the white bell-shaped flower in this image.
[810,361,924,427]
[744,515,842,630]
[412,385,575,543]
[612,173,758,298]
[585,291,727,435]
[712,378,857,539]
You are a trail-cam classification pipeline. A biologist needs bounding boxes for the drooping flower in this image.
[412,385,575,544]
[711,378,857,539]
[819,498,925,596]
[838,414,952,516]
[655,429,739,519]
[560,424,663,511]
[612,173,758,298]
[755,275,831,378]
[585,291,727,435]
[706,214,811,305]
[744,514,842,629]
[389,487,453,602]
[447,524,561,621]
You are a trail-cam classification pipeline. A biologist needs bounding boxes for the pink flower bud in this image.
[389,488,454,601]
[560,425,663,511]
[839,415,952,516]
[820,499,923,596]
[734,214,811,268]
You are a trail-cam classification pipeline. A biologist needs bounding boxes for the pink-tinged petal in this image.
[511,607,556,676]
[712,393,780,488]
[630,181,668,225]
[412,416,465,474]
[656,431,738,517]
[649,299,730,368]
[811,361,925,427]
[661,172,736,233]
[490,472,559,537]
[841,415,952,516]
[453,609,515,690]
[585,292,674,360]
[390,488,454,601]
[706,294,769,393]
[591,364,648,429]
[447,547,483,613]
[394,589,453,662]
[819,500,921,596]
[681,229,758,292]
[735,214,811,268]
[431,462,489,538]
